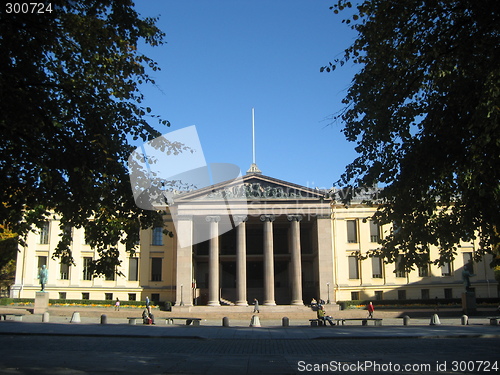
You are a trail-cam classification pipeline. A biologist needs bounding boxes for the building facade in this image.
[11,171,498,304]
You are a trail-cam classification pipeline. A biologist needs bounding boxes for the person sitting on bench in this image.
[317,305,335,326]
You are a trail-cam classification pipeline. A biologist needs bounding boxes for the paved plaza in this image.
[1,306,499,374]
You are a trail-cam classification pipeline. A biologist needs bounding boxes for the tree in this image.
[324,0,500,271]
[0,0,180,275]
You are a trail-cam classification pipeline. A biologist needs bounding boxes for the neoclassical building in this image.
[11,168,498,305]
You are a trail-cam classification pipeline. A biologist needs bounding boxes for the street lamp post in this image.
[180,284,184,306]
[327,283,330,304]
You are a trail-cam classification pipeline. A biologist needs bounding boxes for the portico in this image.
[173,173,332,307]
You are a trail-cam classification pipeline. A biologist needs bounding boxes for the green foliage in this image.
[0,1,176,275]
[326,0,500,270]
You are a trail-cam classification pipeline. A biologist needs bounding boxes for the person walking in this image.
[367,301,375,318]
[253,298,260,313]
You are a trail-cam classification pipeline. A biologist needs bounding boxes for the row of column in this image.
[206,215,303,306]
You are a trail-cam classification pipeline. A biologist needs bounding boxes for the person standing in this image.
[115,298,120,311]
[253,298,259,313]
[367,301,375,318]
[145,296,150,313]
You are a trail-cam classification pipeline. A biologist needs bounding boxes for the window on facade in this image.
[375,291,384,301]
[128,257,138,281]
[351,291,360,301]
[128,293,136,301]
[444,288,453,299]
[441,262,452,277]
[348,255,360,279]
[151,257,162,281]
[372,256,383,278]
[152,227,163,246]
[397,290,406,300]
[418,264,429,277]
[421,289,430,300]
[346,220,358,243]
[63,225,73,242]
[60,262,70,280]
[463,252,474,273]
[82,293,90,300]
[37,256,47,269]
[59,292,66,300]
[151,293,160,302]
[105,269,115,281]
[83,257,93,280]
[395,256,406,278]
[105,293,113,300]
[369,221,380,243]
[39,221,50,244]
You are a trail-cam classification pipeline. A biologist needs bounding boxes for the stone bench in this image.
[127,317,144,325]
[334,318,383,326]
[309,318,326,327]
[0,314,23,321]
[487,317,500,326]
[165,317,201,326]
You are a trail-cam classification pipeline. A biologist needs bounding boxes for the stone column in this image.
[175,216,193,306]
[207,216,220,306]
[235,216,248,306]
[261,215,276,306]
[288,215,303,305]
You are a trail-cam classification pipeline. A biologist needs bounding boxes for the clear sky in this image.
[133,0,360,190]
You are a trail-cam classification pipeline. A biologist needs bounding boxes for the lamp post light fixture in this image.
[327,282,330,304]
[180,284,184,306]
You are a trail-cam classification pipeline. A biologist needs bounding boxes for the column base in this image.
[263,301,276,306]
[291,300,304,306]
[235,301,248,306]
[207,301,220,306]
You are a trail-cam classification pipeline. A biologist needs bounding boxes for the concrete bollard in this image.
[282,317,289,327]
[100,314,107,325]
[250,315,261,327]
[222,317,230,327]
[403,315,410,326]
[42,312,49,323]
[461,315,468,325]
[70,311,81,323]
[430,313,441,326]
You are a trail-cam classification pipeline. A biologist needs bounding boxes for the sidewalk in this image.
[1,305,499,340]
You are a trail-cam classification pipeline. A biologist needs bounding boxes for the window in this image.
[441,262,452,277]
[39,221,50,244]
[418,264,429,277]
[395,256,406,278]
[37,256,47,269]
[397,290,406,300]
[463,252,474,273]
[83,257,93,280]
[151,293,160,303]
[82,293,90,300]
[346,220,358,243]
[105,269,115,281]
[60,262,70,280]
[152,227,163,246]
[128,257,138,281]
[369,221,380,243]
[151,257,162,281]
[105,293,113,300]
[444,288,453,299]
[59,292,66,300]
[348,255,359,279]
[375,291,384,301]
[351,291,360,301]
[128,293,136,301]
[372,256,383,278]
[421,289,430,300]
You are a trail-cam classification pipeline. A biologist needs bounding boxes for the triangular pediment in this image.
[175,173,326,202]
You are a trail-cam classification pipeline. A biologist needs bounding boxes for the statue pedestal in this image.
[461,292,477,315]
[34,292,49,314]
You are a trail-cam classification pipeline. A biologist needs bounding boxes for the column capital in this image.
[287,215,303,222]
[233,215,248,223]
[260,214,275,222]
[205,215,221,223]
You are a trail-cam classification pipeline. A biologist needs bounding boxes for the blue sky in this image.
[133,0,360,189]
